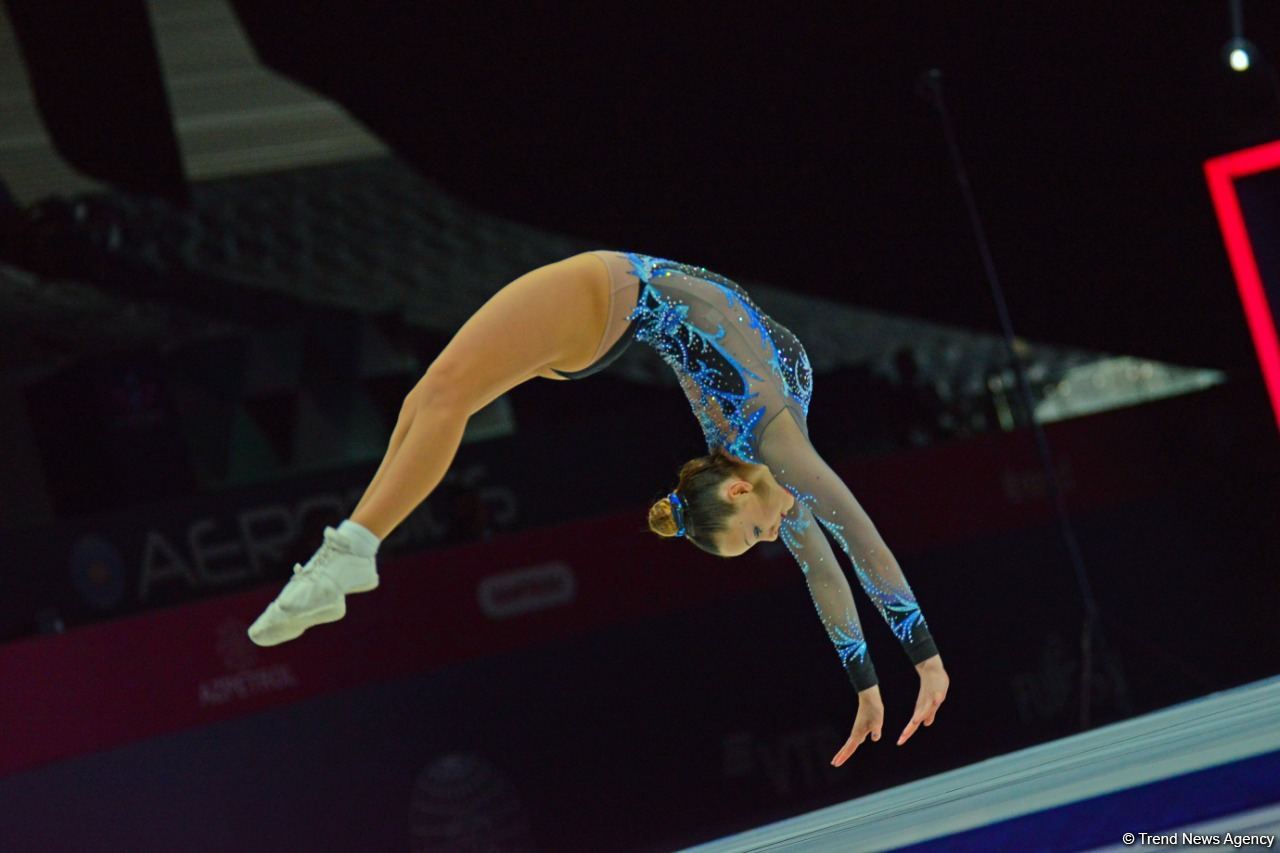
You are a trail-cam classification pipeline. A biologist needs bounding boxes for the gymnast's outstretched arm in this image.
[757,410,948,763]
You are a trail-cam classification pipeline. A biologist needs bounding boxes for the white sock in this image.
[337,518,381,557]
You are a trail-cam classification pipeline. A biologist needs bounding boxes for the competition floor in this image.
[685,675,1280,852]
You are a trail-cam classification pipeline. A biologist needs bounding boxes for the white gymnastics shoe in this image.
[247,526,380,647]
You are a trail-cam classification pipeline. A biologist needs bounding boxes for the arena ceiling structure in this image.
[3,0,1279,379]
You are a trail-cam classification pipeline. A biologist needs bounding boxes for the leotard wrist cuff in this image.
[904,632,939,666]
[846,660,879,693]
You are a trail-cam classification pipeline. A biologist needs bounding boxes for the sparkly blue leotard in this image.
[617,250,938,691]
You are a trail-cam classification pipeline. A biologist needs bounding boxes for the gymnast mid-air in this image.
[248,249,949,765]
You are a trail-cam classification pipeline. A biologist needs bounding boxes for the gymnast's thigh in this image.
[413,253,605,414]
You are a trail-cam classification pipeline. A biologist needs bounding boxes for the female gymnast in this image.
[248,249,949,765]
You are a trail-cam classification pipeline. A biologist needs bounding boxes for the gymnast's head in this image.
[647,446,793,558]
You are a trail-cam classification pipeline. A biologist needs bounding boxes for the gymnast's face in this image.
[715,464,796,557]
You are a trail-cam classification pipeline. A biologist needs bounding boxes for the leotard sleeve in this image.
[758,411,938,692]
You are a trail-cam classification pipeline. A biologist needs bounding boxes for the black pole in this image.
[916,68,1109,730]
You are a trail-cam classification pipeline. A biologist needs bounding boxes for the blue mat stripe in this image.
[897,749,1280,852]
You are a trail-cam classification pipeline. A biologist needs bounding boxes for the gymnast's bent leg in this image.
[247,253,606,646]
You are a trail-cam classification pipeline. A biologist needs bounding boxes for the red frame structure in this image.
[1204,139,1280,433]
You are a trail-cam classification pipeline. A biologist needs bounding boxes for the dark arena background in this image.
[1,2,1279,851]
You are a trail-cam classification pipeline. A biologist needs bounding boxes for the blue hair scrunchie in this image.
[668,491,687,538]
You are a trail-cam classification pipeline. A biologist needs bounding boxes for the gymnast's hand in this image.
[897,655,949,747]
[831,685,884,767]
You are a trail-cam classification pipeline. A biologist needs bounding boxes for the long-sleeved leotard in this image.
[620,250,938,691]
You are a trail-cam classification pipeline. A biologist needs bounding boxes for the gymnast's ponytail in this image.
[647,446,744,556]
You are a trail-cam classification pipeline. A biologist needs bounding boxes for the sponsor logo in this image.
[69,535,127,610]
[409,754,532,851]
[477,562,576,619]
[197,617,298,707]
[64,462,516,606]
[197,664,299,707]
[1010,631,1133,723]
[722,725,845,796]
